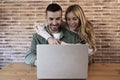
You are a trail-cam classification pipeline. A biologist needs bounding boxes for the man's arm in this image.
[24,34,37,66]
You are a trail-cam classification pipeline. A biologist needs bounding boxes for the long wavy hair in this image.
[65,4,96,52]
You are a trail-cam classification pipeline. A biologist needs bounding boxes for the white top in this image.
[53,32,61,40]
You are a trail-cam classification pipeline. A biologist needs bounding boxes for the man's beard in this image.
[49,24,60,33]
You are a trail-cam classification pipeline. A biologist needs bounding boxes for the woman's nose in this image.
[70,20,74,24]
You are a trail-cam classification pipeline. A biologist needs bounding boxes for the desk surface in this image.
[0,63,120,80]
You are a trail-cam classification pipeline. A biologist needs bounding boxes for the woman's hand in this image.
[47,37,61,44]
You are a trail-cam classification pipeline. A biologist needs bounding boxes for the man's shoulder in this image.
[32,33,47,42]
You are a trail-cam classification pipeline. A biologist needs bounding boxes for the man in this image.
[25,3,79,66]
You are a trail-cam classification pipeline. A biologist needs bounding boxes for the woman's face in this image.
[66,12,80,32]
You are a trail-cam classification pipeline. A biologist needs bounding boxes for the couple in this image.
[25,3,96,66]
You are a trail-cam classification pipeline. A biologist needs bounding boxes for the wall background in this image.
[0,0,120,68]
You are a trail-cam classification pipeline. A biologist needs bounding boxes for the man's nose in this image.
[52,20,57,25]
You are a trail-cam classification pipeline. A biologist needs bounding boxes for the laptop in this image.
[37,44,88,80]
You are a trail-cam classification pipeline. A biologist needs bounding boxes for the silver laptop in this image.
[37,44,88,80]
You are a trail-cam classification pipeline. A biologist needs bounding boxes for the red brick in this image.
[0,0,120,68]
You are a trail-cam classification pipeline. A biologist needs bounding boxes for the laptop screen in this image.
[37,44,88,79]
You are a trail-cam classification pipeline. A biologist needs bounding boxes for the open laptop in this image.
[37,44,88,80]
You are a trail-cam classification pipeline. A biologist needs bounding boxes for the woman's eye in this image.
[73,17,78,20]
[67,18,71,21]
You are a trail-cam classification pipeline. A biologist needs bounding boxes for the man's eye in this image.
[56,17,61,20]
[49,18,53,20]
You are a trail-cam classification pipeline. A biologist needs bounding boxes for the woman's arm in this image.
[61,42,94,55]
[85,43,94,55]
[34,23,51,40]
[34,23,60,44]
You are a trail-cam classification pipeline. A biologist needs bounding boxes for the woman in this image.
[65,4,96,52]
[35,4,96,62]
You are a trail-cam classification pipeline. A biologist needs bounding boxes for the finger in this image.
[36,26,39,33]
[51,41,59,45]
[38,23,45,31]
[34,24,39,33]
[54,40,60,44]
[56,40,61,44]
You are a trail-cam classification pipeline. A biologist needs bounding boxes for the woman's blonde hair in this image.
[65,4,96,52]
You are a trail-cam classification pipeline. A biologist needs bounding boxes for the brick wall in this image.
[0,0,120,68]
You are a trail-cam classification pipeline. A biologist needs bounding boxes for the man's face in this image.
[46,10,62,33]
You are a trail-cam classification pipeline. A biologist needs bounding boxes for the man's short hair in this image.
[45,3,62,15]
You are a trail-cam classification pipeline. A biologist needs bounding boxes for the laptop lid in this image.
[37,44,88,79]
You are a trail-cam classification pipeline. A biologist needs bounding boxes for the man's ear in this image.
[45,16,47,19]
[45,16,48,22]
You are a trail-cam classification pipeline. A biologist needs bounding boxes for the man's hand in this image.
[34,60,37,66]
